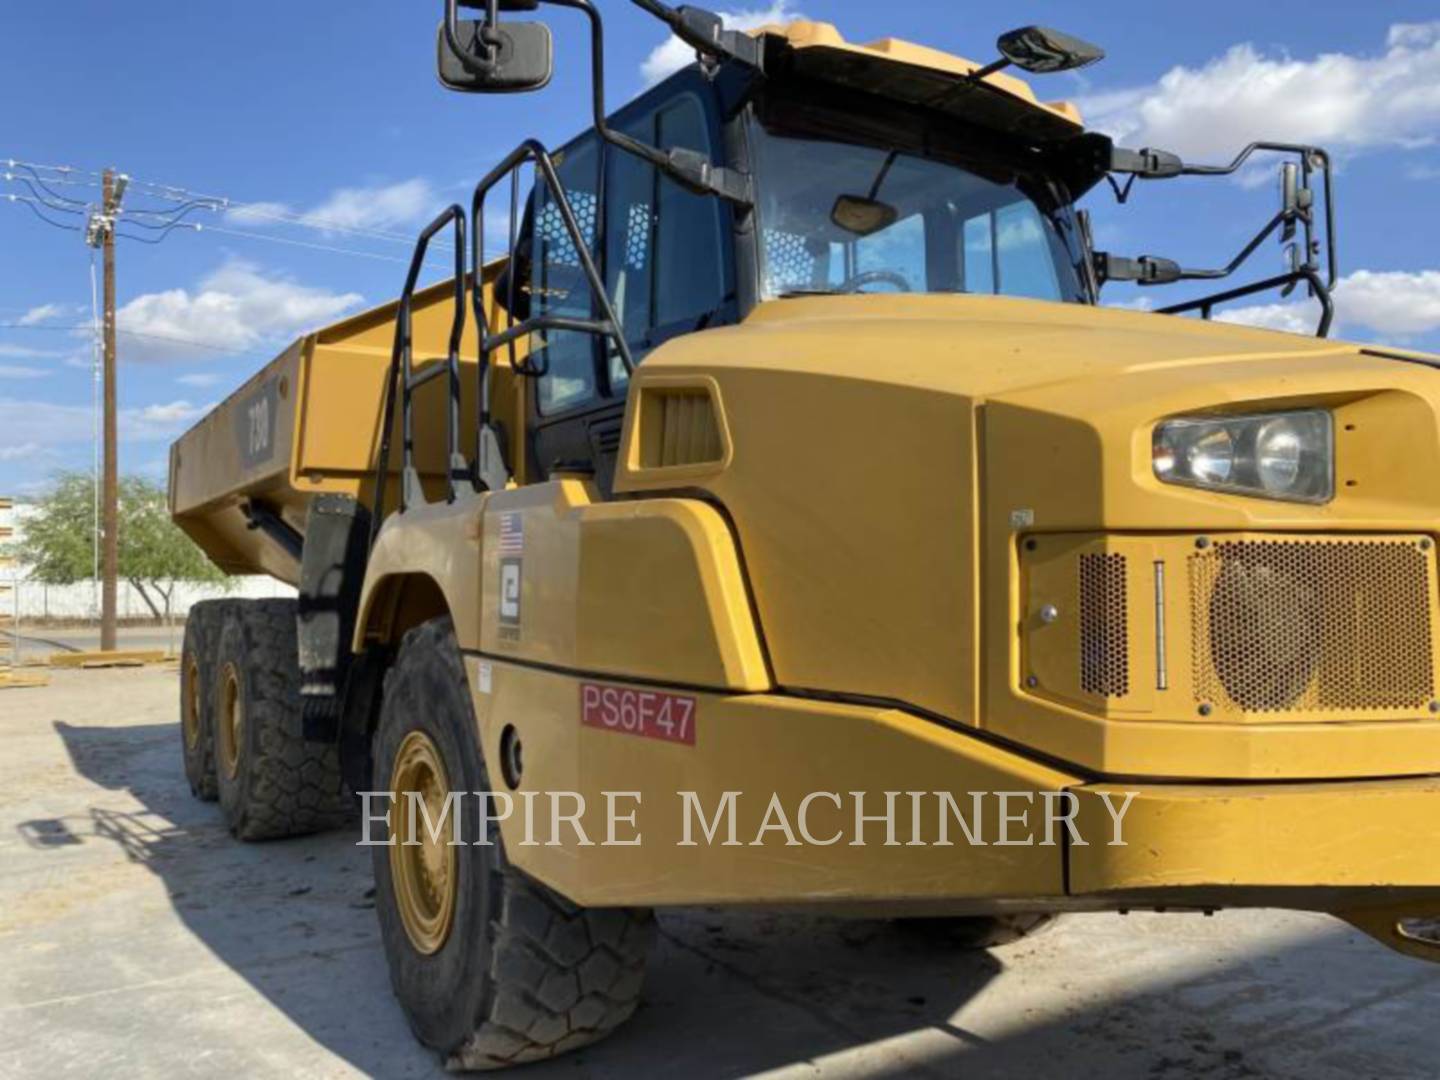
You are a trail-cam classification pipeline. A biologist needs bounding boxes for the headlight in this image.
[1153,409,1333,503]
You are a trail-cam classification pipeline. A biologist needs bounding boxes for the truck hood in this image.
[654,293,1399,398]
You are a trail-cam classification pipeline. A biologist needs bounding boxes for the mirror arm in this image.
[1094,253,1185,286]
[551,0,754,206]
[1109,146,1184,178]
[628,0,764,70]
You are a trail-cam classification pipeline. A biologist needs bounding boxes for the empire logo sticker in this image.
[496,511,524,643]
[499,557,522,632]
[581,683,697,746]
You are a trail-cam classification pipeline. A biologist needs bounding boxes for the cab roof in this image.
[752,20,1085,139]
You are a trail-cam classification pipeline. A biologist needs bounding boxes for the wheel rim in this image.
[388,730,457,955]
[182,655,202,751]
[217,663,242,780]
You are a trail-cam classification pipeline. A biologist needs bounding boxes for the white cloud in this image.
[1215,301,1318,335]
[134,400,212,425]
[224,200,292,227]
[641,1,799,85]
[0,442,43,461]
[1214,268,1440,338]
[115,258,363,363]
[0,343,61,359]
[176,372,221,388]
[0,396,213,450]
[1333,269,1440,336]
[226,179,436,235]
[0,364,50,379]
[1081,22,1440,161]
[16,302,76,326]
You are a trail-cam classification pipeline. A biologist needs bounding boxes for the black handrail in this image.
[370,204,468,547]
[1109,141,1337,337]
[468,138,634,488]
[1157,267,1334,338]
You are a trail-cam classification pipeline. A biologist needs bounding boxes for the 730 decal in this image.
[580,682,696,746]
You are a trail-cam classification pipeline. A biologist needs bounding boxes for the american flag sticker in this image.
[497,512,524,556]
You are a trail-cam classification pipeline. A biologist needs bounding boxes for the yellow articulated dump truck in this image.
[171,0,1440,1068]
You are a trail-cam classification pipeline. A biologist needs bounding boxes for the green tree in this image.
[12,471,227,621]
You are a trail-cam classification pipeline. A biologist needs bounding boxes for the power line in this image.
[195,223,426,263]
[0,320,282,357]
[6,156,461,253]
[3,193,85,232]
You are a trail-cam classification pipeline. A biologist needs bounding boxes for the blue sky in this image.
[3,1,1440,496]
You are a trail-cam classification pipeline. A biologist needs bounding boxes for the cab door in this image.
[527,73,735,492]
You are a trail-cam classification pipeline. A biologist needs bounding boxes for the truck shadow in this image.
[42,718,1440,1079]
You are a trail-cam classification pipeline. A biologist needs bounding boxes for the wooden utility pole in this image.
[95,169,125,651]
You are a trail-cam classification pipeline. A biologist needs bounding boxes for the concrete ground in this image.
[3,668,1439,1079]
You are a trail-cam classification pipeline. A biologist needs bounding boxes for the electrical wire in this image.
[120,200,216,228]
[3,174,93,215]
[195,223,427,264]
[3,161,91,207]
[115,220,204,244]
[3,193,84,232]
[3,157,481,268]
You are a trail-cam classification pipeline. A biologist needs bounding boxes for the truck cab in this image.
[512,25,1103,489]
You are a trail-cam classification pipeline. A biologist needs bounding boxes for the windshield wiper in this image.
[777,288,845,298]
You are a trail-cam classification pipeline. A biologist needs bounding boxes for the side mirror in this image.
[996,26,1105,74]
[437,3,553,94]
[1278,161,1315,243]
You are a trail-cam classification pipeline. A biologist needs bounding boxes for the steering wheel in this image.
[836,269,912,293]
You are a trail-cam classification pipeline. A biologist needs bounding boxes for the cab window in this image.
[602,92,728,394]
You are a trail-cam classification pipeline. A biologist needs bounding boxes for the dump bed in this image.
[168,267,523,583]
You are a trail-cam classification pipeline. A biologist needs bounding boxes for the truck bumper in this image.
[1070,779,1440,961]
[1070,778,1440,894]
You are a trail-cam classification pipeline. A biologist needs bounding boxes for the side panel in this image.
[469,657,1076,907]
[476,480,769,691]
[619,365,982,724]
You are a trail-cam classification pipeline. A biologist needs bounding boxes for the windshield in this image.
[750,121,1088,304]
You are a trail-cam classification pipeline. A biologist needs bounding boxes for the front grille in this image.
[1079,552,1129,698]
[1189,539,1435,713]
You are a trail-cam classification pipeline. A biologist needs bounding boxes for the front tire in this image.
[372,617,653,1070]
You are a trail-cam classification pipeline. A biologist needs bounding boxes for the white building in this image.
[0,499,293,623]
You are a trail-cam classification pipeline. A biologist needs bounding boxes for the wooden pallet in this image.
[49,649,169,669]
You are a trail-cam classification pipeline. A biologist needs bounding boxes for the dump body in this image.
[168,268,524,582]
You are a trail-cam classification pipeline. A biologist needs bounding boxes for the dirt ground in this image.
[3,667,1440,1079]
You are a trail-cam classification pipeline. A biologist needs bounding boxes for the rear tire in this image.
[179,600,229,801]
[213,599,348,840]
[372,617,653,1070]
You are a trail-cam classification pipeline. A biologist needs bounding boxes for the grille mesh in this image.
[1079,553,1129,698]
[1189,539,1435,713]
